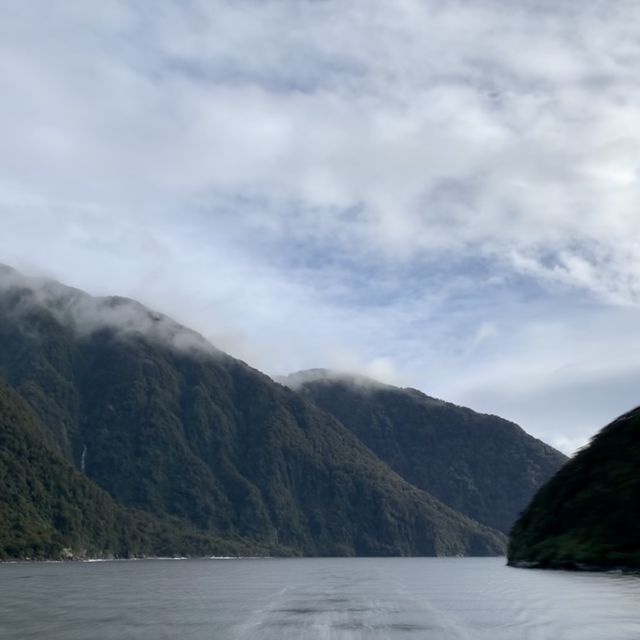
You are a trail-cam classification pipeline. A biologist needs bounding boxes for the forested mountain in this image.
[0,265,505,558]
[0,379,269,560]
[281,369,566,534]
[508,407,640,570]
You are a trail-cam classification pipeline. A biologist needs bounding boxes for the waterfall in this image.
[80,444,87,473]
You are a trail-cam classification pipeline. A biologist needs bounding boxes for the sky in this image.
[2,1,640,454]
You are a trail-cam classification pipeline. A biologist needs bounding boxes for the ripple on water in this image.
[1,558,639,640]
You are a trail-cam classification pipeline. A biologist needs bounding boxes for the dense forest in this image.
[283,369,566,534]
[0,379,273,560]
[508,407,640,570]
[0,265,507,559]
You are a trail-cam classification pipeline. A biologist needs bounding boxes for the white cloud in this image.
[2,0,640,450]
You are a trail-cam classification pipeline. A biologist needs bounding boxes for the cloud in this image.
[2,0,640,452]
[464,321,499,356]
[0,265,217,356]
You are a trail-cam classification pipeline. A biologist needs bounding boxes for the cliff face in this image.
[508,407,640,570]
[283,370,566,534]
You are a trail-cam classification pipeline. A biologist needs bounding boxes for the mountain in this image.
[0,378,270,560]
[281,369,566,534]
[0,265,505,558]
[508,407,640,570]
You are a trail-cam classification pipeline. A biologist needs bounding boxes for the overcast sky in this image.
[2,1,640,453]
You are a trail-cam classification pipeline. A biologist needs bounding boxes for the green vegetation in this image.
[508,408,640,570]
[0,269,505,558]
[284,371,566,534]
[0,380,275,559]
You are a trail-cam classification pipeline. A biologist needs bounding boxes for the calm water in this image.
[1,557,639,639]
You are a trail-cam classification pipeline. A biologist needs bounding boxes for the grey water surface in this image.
[1,557,639,639]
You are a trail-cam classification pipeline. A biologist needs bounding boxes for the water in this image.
[1,557,639,639]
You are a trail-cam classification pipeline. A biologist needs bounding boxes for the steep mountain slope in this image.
[282,369,566,534]
[508,407,640,570]
[0,379,268,560]
[0,265,505,557]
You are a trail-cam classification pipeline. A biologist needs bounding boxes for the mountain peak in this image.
[0,264,219,357]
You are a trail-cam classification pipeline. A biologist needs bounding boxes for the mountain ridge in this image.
[0,266,506,558]
[282,368,567,534]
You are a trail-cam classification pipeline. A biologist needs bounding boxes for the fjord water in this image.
[2,558,639,639]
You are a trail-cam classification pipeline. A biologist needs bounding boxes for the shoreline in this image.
[0,555,267,564]
[507,559,640,574]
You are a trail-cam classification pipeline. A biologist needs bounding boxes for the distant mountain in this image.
[508,407,640,571]
[280,369,566,534]
[0,265,504,558]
